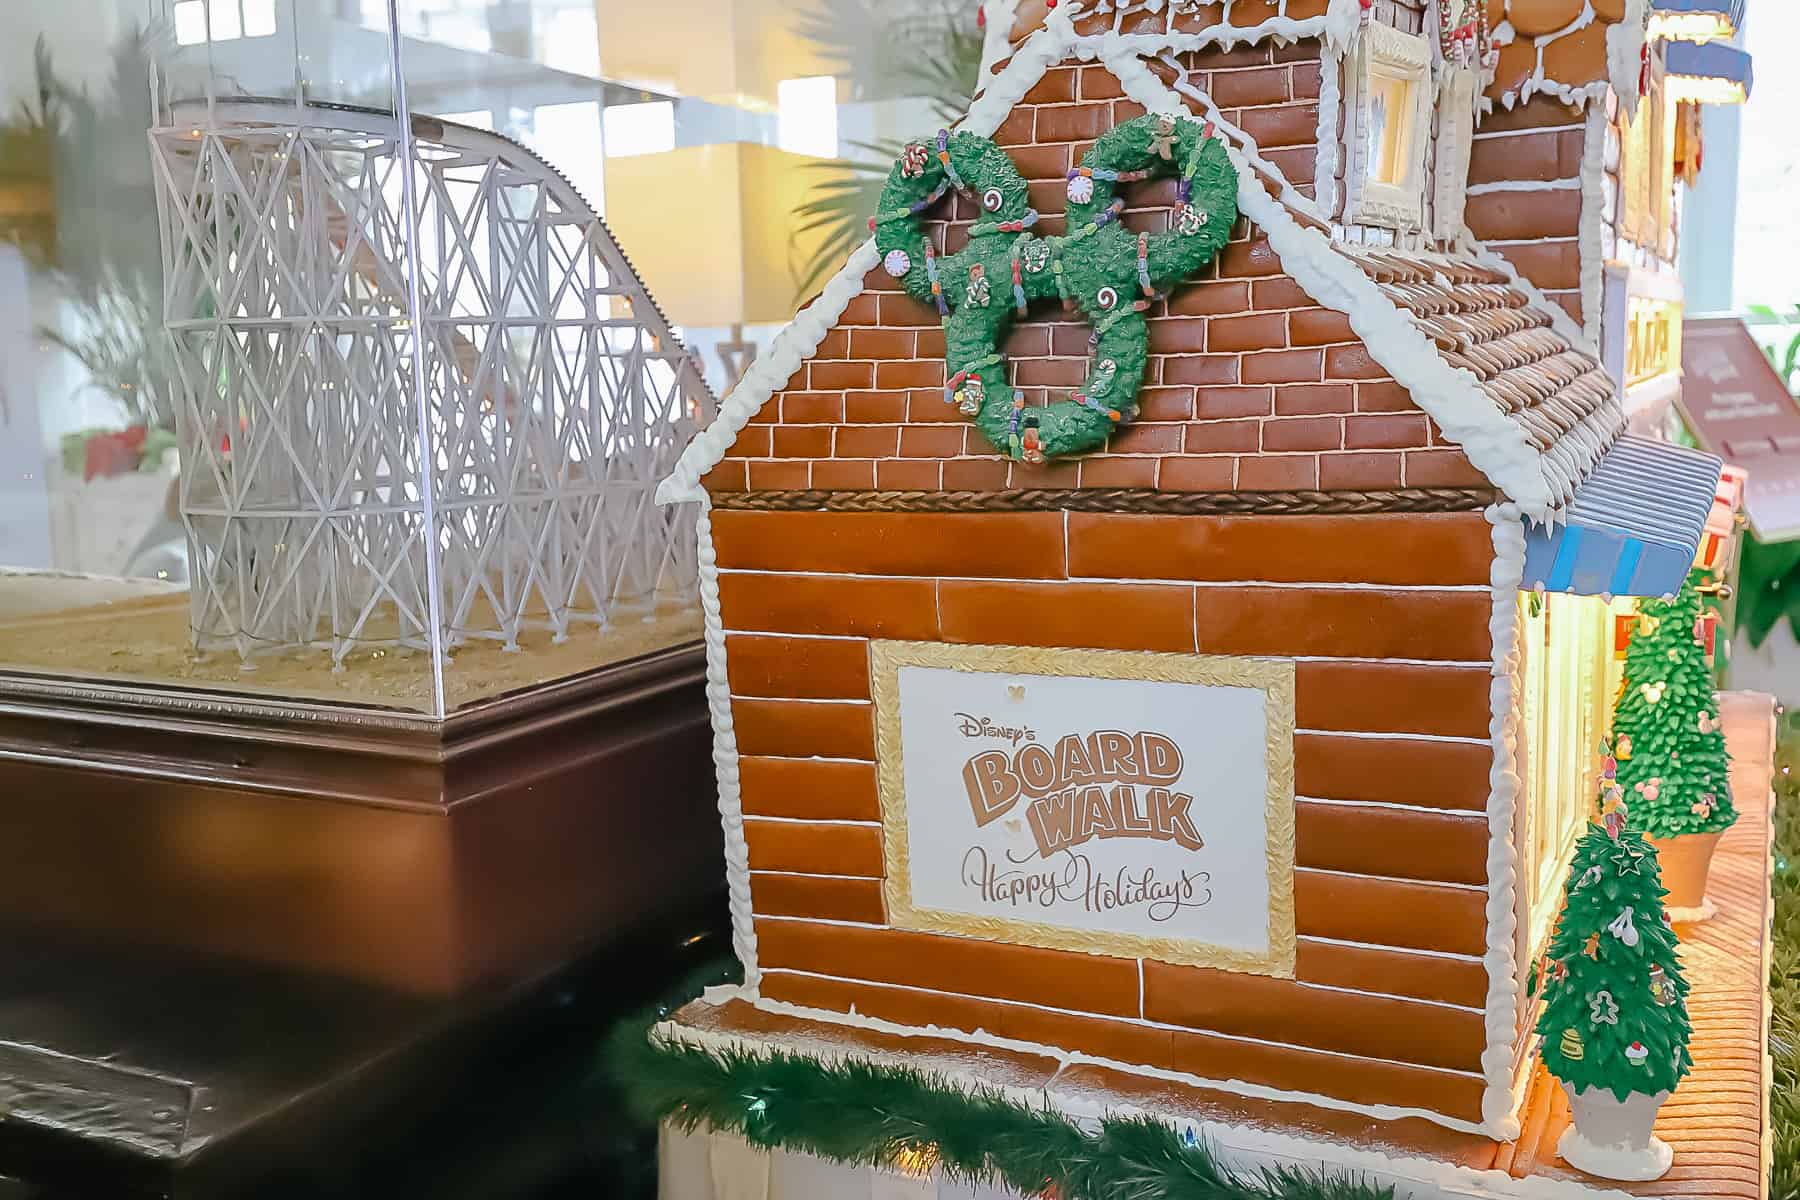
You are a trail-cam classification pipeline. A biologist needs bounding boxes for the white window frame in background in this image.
[1348,22,1434,230]
[173,0,277,45]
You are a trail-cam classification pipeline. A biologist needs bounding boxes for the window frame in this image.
[1347,22,1435,230]
[1516,593,1613,966]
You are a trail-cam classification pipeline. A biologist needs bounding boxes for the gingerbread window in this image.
[1347,22,1434,229]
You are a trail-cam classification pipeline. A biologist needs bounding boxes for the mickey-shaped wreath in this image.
[873,114,1238,462]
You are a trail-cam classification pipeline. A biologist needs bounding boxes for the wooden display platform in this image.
[0,642,721,993]
[656,691,1776,1199]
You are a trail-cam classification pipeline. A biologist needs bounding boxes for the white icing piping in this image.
[1607,0,1651,123]
[1156,51,1326,219]
[657,1008,1649,1197]
[1111,49,1557,518]
[1314,39,1344,217]
[1460,225,1594,354]
[1077,14,1327,57]
[1478,503,1527,1140]
[731,990,1494,1136]
[763,958,1488,1017]
[1466,178,1580,194]
[698,503,761,988]
[1579,102,1608,347]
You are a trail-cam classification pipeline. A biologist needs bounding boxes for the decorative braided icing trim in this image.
[1480,502,1528,1140]
[708,487,1498,515]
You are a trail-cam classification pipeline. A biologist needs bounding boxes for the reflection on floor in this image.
[0,575,702,711]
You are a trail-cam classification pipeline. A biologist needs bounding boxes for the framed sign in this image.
[871,641,1296,978]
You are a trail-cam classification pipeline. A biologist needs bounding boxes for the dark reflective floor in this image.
[0,897,729,1199]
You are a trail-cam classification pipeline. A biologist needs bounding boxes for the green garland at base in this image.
[610,1013,1395,1200]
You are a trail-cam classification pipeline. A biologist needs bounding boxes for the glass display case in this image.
[0,0,984,715]
[0,0,985,993]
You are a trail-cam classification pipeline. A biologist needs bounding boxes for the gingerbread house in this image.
[654,0,1735,1170]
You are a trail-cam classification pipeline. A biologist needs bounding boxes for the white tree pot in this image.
[1557,1083,1673,1182]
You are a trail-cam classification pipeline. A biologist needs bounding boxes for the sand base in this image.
[0,584,702,713]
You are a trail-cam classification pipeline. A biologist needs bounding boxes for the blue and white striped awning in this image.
[1522,436,1724,599]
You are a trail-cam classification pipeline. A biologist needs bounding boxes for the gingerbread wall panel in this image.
[714,505,1499,1117]
[701,43,1490,498]
[1467,95,1587,326]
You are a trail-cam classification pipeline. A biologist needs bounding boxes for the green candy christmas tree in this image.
[1534,787,1691,1179]
[1535,809,1692,1098]
[1611,570,1735,838]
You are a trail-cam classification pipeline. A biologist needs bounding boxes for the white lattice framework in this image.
[147,100,712,670]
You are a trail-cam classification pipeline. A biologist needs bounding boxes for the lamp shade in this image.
[603,141,828,329]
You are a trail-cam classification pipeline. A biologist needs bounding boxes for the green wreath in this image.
[873,114,1238,462]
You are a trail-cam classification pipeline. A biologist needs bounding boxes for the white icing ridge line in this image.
[1155,51,1326,220]
[657,2,1079,504]
[745,993,1496,1135]
[1479,502,1526,1141]
[654,1008,1649,1200]
[697,504,761,988]
[1607,0,1651,123]
[1579,103,1608,348]
[1112,49,1557,518]
[1314,38,1343,218]
[977,0,1021,80]
[1076,13,1329,57]
[1465,178,1581,195]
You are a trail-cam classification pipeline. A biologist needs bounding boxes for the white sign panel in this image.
[871,641,1296,977]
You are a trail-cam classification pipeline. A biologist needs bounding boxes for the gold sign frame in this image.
[870,640,1298,978]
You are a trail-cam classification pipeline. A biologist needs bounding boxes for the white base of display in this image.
[1556,1085,1674,1182]
[1664,898,1716,923]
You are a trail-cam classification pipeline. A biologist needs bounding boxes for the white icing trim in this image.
[1579,102,1608,347]
[1111,51,1558,518]
[686,989,1494,1136]
[658,7,1078,503]
[1479,503,1527,1140]
[1321,0,1364,55]
[657,1010,1652,1199]
[1314,37,1344,217]
[1606,0,1650,123]
[1466,178,1581,194]
[698,503,761,989]
[978,0,1020,80]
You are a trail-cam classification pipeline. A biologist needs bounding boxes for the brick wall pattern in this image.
[702,44,1491,499]
[712,505,1502,1125]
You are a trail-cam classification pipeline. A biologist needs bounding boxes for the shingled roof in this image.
[1338,245,1619,505]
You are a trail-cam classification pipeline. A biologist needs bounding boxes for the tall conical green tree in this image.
[1611,570,1736,838]
[1535,807,1692,1101]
